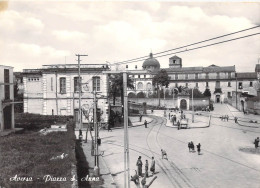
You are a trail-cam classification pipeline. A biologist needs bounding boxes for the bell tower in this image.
[169,55,182,68]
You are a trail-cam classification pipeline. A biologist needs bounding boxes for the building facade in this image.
[22,64,110,127]
[127,53,259,109]
[0,65,15,131]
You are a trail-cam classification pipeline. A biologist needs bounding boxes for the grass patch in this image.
[0,114,76,188]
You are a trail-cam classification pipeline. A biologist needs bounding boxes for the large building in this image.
[22,64,110,128]
[0,65,15,131]
[127,53,259,108]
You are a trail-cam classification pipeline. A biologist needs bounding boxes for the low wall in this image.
[128,98,209,109]
[247,100,260,115]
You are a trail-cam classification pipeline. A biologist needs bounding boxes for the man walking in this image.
[145,160,149,177]
[197,143,201,155]
[136,156,143,177]
[144,120,148,128]
[150,157,155,175]
[254,137,259,148]
[140,114,143,122]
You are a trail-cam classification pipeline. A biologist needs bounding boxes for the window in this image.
[195,73,198,79]
[93,76,100,91]
[144,75,146,78]
[137,82,143,90]
[74,77,81,92]
[228,72,231,79]
[147,83,152,90]
[216,81,220,88]
[228,82,231,87]
[250,81,253,87]
[238,82,243,89]
[216,73,220,79]
[228,92,231,98]
[60,77,66,94]
[206,73,209,79]
[51,77,53,91]
[138,75,140,78]
[175,74,178,80]
[185,74,188,80]
[173,60,176,64]
[4,69,10,100]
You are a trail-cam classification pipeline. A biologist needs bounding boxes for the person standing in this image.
[197,143,201,155]
[150,157,155,175]
[168,113,171,120]
[173,115,177,124]
[144,120,148,128]
[136,156,143,177]
[188,142,191,152]
[145,160,149,177]
[254,137,259,148]
[140,114,143,122]
[177,120,180,130]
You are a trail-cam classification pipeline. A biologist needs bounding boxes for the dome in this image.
[142,53,160,70]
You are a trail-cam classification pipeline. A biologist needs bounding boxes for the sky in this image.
[0,1,260,72]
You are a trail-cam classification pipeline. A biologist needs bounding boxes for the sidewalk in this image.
[82,140,116,188]
[111,116,153,130]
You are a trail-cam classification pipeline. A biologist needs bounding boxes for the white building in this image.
[0,65,15,131]
[22,64,110,128]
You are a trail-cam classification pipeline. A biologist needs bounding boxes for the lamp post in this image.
[192,87,194,123]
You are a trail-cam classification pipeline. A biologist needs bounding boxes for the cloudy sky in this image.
[0,1,259,72]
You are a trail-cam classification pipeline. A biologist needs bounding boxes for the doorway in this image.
[3,105,12,129]
[180,99,187,110]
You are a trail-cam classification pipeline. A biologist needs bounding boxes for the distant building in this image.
[0,65,15,131]
[126,53,259,110]
[21,64,110,128]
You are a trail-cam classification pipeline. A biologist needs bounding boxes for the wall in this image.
[128,97,209,109]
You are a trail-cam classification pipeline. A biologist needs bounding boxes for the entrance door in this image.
[3,105,12,129]
[74,109,79,123]
[216,95,220,103]
[180,99,187,110]
[241,101,245,112]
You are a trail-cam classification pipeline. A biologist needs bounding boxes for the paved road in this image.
[99,104,260,188]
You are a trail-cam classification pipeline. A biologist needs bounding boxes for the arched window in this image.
[137,82,143,90]
[147,83,152,90]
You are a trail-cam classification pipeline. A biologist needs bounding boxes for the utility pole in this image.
[123,72,130,188]
[192,87,194,123]
[93,90,100,176]
[76,54,88,130]
[235,73,238,109]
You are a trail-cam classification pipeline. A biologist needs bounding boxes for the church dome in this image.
[142,53,160,70]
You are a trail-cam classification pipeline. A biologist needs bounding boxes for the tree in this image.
[109,74,135,105]
[152,69,170,106]
[188,88,204,98]
[203,88,211,98]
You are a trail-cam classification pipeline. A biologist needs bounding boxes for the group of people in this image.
[188,141,201,155]
[254,137,259,149]
[132,156,156,187]
[220,115,229,121]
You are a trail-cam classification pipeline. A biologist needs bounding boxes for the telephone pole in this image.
[76,54,88,130]
[123,72,130,188]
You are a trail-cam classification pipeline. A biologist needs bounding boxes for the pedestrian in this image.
[177,120,180,130]
[197,143,201,155]
[173,115,177,124]
[190,141,195,151]
[254,137,259,148]
[188,142,191,152]
[161,149,167,159]
[140,114,143,122]
[144,120,148,128]
[234,117,238,123]
[145,160,149,177]
[227,115,229,122]
[169,113,171,120]
[79,129,83,140]
[151,109,154,113]
[150,157,155,175]
[136,156,143,177]
[107,123,112,132]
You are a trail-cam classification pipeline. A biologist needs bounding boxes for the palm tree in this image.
[109,74,135,105]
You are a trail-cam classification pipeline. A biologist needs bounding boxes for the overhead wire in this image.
[111,31,260,66]
[110,25,260,66]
